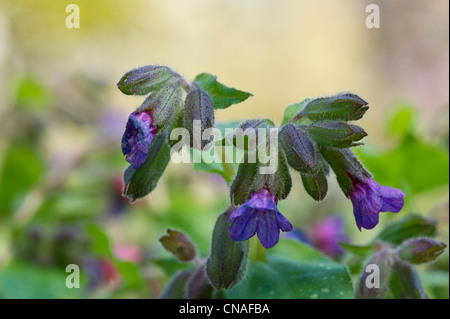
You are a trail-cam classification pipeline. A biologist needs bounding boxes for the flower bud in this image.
[356,245,394,299]
[184,87,215,150]
[294,92,368,122]
[301,172,328,202]
[389,257,428,299]
[160,269,193,299]
[279,124,318,173]
[230,157,259,206]
[397,237,447,265]
[137,82,182,127]
[319,146,369,195]
[206,207,249,290]
[300,153,329,201]
[305,121,367,148]
[121,111,158,169]
[253,148,292,200]
[159,229,197,262]
[230,119,274,151]
[117,65,175,95]
[123,132,171,201]
[185,264,214,299]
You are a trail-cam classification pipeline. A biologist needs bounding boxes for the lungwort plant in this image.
[116,65,445,299]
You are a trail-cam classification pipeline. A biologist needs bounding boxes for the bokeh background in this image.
[0,0,448,298]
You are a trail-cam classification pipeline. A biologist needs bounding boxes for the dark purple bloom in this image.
[310,216,348,257]
[121,111,157,169]
[229,188,293,248]
[348,177,406,230]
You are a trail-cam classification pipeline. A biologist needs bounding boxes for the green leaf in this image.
[86,224,113,257]
[0,144,45,216]
[193,73,252,110]
[0,262,83,298]
[114,260,142,289]
[388,105,418,136]
[339,242,375,258]
[14,76,53,110]
[225,239,354,299]
[375,214,437,245]
[153,257,192,276]
[281,98,313,125]
[356,135,449,194]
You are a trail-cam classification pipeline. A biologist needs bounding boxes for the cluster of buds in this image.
[357,238,446,299]
[117,66,251,201]
[229,93,406,249]
[117,66,406,249]
[116,65,446,300]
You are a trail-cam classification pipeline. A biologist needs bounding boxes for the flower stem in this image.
[217,146,235,183]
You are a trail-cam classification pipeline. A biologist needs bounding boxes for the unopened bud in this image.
[230,158,259,206]
[138,83,182,127]
[398,237,447,265]
[279,124,318,173]
[117,65,175,95]
[319,146,369,194]
[184,87,215,150]
[305,121,367,148]
[300,154,329,201]
[253,149,292,200]
[206,207,249,290]
[185,264,214,299]
[159,229,197,262]
[294,92,368,122]
[230,119,274,151]
[160,269,193,299]
[389,257,428,299]
[356,245,394,299]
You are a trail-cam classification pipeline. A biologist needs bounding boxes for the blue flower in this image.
[121,111,157,169]
[229,188,293,248]
[348,177,406,230]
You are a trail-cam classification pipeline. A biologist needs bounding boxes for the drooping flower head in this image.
[121,111,157,169]
[310,216,348,257]
[348,176,406,230]
[229,188,293,249]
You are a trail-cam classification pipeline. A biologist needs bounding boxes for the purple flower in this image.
[121,111,157,169]
[348,177,406,230]
[229,188,293,248]
[310,216,348,257]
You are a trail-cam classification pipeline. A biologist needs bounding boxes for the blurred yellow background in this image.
[1,0,448,125]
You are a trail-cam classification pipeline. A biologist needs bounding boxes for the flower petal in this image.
[350,182,382,230]
[245,188,278,211]
[257,211,280,248]
[229,208,258,242]
[376,185,406,213]
[276,211,293,232]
